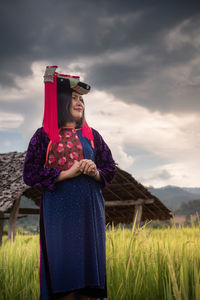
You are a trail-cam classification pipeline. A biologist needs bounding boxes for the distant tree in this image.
[175,199,200,216]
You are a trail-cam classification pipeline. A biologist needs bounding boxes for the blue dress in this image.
[39,129,107,299]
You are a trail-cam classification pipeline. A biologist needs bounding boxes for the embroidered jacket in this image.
[23,127,116,191]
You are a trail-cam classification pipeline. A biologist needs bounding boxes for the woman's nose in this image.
[76,98,83,105]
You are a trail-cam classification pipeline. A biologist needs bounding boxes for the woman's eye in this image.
[72,96,83,103]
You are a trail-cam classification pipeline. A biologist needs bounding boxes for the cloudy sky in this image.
[1,0,200,188]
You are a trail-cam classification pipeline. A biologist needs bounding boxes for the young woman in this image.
[23,66,116,300]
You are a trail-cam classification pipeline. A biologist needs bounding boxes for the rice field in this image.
[0,217,200,300]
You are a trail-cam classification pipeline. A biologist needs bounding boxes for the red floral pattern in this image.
[45,127,84,170]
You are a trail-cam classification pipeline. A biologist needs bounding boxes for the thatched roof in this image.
[105,167,172,224]
[0,151,172,225]
[0,151,27,212]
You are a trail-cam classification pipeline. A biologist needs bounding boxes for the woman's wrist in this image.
[56,169,72,182]
[94,169,98,177]
[93,169,101,182]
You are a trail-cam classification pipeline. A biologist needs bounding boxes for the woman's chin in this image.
[73,116,82,124]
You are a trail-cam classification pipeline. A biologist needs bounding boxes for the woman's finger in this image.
[80,160,92,171]
[84,162,96,174]
[79,160,87,172]
[87,164,96,174]
[83,162,91,174]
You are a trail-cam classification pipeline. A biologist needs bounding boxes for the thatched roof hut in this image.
[0,151,172,245]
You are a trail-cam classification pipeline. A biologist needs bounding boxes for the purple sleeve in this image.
[92,128,117,189]
[23,127,62,191]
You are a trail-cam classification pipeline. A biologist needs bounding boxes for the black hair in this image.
[57,77,85,129]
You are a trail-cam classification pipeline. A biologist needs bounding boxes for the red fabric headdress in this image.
[43,66,94,148]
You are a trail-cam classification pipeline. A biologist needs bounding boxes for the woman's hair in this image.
[57,77,85,129]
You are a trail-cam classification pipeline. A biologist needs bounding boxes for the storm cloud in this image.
[1,0,200,112]
[1,0,200,187]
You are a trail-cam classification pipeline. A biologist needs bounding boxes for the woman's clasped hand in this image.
[57,159,101,183]
[79,159,97,176]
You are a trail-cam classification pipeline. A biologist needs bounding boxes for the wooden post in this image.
[134,205,143,228]
[0,211,4,246]
[8,196,21,242]
[105,199,154,207]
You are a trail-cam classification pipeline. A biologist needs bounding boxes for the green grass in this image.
[0,218,200,300]
[0,235,39,300]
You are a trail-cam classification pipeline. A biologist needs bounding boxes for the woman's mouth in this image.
[74,108,82,112]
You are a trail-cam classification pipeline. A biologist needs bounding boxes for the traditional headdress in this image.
[43,66,94,148]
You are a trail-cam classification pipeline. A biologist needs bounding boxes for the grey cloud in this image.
[157,170,173,180]
[149,170,173,181]
[0,0,200,113]
[99,111,113,116]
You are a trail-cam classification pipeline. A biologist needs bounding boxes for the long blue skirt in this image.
[39,174,107,300]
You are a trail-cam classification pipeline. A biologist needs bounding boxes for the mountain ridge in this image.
[147,186,200,211]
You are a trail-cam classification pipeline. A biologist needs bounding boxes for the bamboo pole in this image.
[105,198,154,207]
[8,196,21,242]
[133,205,143,228]
[0,211,4,246]
[7,207,39,214]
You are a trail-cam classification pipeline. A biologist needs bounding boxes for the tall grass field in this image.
[0,218,200,300]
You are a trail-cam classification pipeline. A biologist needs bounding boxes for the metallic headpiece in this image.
[43,65,91,95]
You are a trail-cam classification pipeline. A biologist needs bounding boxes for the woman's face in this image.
[69,91,84,122]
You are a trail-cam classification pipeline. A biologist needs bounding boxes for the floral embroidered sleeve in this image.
[92,128,117,189]
[23,127,62,191]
